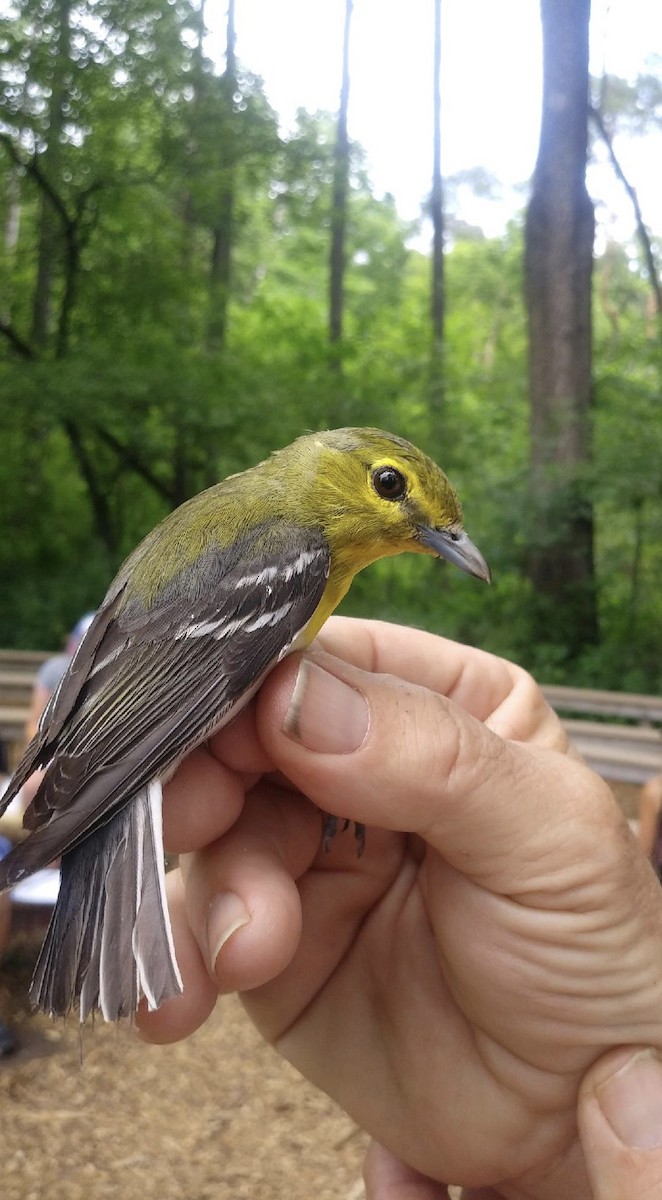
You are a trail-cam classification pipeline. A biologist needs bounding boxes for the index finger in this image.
[316,617,563,748]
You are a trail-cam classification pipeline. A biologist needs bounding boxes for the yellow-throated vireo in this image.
[0,427,489,1022]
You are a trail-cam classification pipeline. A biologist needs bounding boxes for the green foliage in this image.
[0,3,661,691]
[592,68,662,136]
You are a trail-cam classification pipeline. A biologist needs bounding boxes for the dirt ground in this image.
[0,927,368,1200]
[0,782,641,1200]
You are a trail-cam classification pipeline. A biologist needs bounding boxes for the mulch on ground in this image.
[0,930,367,1200]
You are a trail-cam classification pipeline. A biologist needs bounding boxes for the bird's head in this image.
[296,427,491,582]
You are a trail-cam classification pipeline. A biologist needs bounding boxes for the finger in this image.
[181,782,318,996]
[317,617,569,751]
[363,1141,451,1199]
[136,869,218,1043]
[256,650,615,890]
[191,782,406,1038]
[578,1046,662,1199]
[483,663,574,754]
[207,699,276,776]
[162,744,246,854]
[139,783,320,1044]
[162,768,405,1045]
[316,617,521,723]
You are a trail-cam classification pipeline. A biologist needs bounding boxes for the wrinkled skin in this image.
[138,618,662,1199]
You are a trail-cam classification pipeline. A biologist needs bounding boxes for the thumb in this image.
[256,649,609,885]
[578,1047,662,1200]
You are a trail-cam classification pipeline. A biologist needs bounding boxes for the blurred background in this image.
[1,0,661,690]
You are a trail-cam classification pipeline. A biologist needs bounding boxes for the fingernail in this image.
[207,892,250,974]
[596,1049,662,1149]
[284,659,369,754]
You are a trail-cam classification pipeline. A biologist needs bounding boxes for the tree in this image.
[524,0,598,657]
[30,0,71,349]
[590,71,662,326]
[328,0,353,365]
[206,0,237,352]
[430,0,444,409]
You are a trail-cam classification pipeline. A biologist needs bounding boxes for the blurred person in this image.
[21,613,94,809]
[0,742,16,1055]
[24,613,95,743]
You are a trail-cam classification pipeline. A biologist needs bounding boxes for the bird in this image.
[0,427,490,1023]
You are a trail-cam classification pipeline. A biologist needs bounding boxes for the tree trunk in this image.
[430,0,444,408]
[1,168,20,325]
[55,214,81,359]
[328,0,353,362]
[524,0,598,657]
[207,0,236,353]
[31,0,72,350]
[180,0,205,319]
[63,420,118,557]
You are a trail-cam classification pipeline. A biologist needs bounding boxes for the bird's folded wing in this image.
[0,525,330,885]
[0,596,125,806]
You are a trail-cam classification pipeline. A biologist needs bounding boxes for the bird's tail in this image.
[30,780,183,1022]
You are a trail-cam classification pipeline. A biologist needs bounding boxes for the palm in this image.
[234,780,590,1190]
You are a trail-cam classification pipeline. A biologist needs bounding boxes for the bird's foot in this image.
[321,812,365,857]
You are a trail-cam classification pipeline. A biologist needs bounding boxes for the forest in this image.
[1,0,661,690]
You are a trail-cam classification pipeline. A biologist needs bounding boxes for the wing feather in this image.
[0,593,127,808]
[0,525,329,889]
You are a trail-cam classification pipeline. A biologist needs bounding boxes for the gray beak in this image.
[418,526,491,583]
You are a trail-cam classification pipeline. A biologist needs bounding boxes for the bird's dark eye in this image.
[371,465,407,501]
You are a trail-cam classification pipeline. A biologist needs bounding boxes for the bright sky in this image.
[204,0,662,245]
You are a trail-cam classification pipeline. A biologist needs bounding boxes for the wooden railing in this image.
[540,685,662,784]
[0,650,49,769]
[0,652,661,784]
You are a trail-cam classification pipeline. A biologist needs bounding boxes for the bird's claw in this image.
[321,812,366,857]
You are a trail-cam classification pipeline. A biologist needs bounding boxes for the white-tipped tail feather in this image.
[30,781,182,1022]
[133,780,183,1013]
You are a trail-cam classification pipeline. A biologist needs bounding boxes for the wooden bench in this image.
[0,704,30,769]
[0,670,38,708]
[0,652,50,768]
[542,684,662,726]
[0,649,50,674]
[559,719,662,783]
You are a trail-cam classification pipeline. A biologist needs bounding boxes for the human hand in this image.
[138,618,662,1197]
[362,1046,662,1199]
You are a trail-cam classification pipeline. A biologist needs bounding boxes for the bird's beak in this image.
[418,526,491,583]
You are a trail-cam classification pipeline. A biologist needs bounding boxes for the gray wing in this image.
[0,524,329,886]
